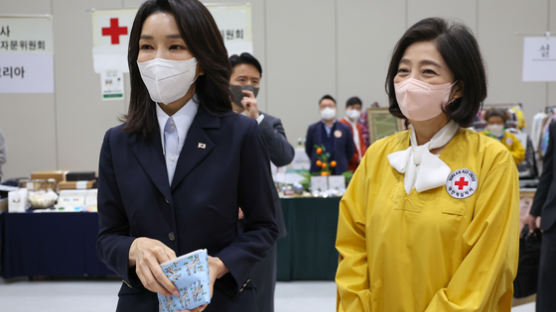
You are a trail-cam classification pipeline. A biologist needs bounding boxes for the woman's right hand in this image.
[129,237,179,296]
[524,214,540,233]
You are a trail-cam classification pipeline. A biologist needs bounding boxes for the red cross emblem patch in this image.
[446,168,478,199]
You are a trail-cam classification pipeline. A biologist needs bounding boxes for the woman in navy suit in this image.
[96,1,279,311]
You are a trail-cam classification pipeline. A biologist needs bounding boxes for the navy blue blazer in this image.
[305,121,354,174]
[531,121,556,230]
[96,106,279,312]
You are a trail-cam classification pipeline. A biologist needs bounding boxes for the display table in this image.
[0,212,114,278]
[276,197,340,281]
[0,197,341,280]
[0,212,3,274]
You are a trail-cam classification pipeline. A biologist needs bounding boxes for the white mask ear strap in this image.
[449,81,462,104]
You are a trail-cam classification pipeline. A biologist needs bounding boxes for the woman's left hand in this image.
[176,256,229,312]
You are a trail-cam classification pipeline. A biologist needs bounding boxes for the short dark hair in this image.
[484,108,508,123]
[346,96,362,108]
[124,0,231,137]
[229,52,262,77]
[385,17,487,127]
[319,94,336,106]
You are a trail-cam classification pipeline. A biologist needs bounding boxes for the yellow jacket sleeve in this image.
[336,157,371,312]
[425,151,520,311]
[509,133,525,164]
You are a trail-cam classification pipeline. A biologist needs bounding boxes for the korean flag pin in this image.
[197,142,206,150]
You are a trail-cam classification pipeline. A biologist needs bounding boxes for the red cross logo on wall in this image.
[454,177,469,190]
[102,18,128,45]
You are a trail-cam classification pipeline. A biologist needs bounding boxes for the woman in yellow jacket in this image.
[481,108,526,164]
[335,18,519,312]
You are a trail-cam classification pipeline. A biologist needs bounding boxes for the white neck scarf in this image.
[387,120,459,194]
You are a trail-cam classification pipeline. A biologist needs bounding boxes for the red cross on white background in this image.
[102,18,128,45]
[454,177,469,190]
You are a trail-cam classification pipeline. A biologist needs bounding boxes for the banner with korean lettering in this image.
[207,4,253,56]
[523,36,556,81]
[0,15,54,93]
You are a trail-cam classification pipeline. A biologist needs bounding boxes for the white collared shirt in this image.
[241,110,265,124]
[155,97,199,156]
[321,120,336,137]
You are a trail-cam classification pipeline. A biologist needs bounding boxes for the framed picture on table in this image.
[367,108,404,144]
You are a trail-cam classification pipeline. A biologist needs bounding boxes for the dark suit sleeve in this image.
[215,120,279,294]
[531,122,555,216]
[96,129,140,287]
[305,125,314,159]
[258,115,295,167]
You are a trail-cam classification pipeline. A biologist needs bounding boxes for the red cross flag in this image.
[102,18,128,44]
[92,9,136,73]
[91,5,252,73]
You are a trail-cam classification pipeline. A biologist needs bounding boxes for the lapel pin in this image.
[198,142,206,149]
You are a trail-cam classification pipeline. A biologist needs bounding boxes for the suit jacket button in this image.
[168,232,176,241]
[164,197,170,204]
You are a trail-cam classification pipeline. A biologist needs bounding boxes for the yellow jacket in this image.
[480,130,525,164]
[336,128,519,312]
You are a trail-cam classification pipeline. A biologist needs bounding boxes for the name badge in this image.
[446,168,478,199]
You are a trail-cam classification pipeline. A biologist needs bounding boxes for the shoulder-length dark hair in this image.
[124,0,231,137]
[385,17,487,127]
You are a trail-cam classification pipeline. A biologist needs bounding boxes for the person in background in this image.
[336,17,519,311]
[229,52,293,312]
[0,129,5,181]
[358,101,379,148]
[525,120,556,312]
[481,108,525,164]
[305,95,354,175]
[340,96,367,171]
[229,52,294,167]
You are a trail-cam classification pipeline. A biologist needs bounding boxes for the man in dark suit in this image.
[305,95,354,175]
[527,121,556,311]
[229,52,294,312]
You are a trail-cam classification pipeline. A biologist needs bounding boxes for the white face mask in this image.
[137,57,198,105]
[320,107,336,121]
[487,124,505,137]
[346,109,361,121]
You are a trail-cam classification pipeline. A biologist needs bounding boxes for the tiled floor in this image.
[0,278,535,311]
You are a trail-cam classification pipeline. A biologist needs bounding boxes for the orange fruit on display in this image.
[330,160,337,168]
[316,147,323,155]
[316,160,322,167]
[321,163,327,169]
